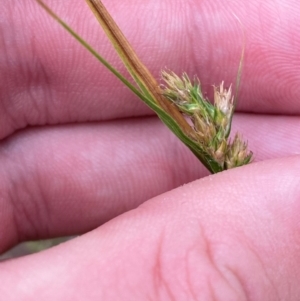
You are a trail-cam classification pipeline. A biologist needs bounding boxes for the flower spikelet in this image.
[161,70,252,170]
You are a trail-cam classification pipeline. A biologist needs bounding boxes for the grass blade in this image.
[35,0,144,101]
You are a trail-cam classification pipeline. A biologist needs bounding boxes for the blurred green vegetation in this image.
[0,237,73,261]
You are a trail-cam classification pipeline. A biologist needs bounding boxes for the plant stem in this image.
[85,0,194,138]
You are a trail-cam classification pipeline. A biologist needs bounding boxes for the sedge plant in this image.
[36,0,252,174]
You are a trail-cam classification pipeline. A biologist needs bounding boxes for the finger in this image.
[1,0,300,139]
[232,113,300,159]
[1,156,300,300]
[1,113,299,252]
[0,117,208,253]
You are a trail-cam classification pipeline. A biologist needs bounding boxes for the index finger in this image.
[1,0,299,139]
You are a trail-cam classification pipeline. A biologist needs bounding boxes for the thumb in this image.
[1,156,300,300]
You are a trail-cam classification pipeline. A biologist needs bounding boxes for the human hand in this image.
[1,0,300,299]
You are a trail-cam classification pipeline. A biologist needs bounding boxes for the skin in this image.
[1,0,300,299]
